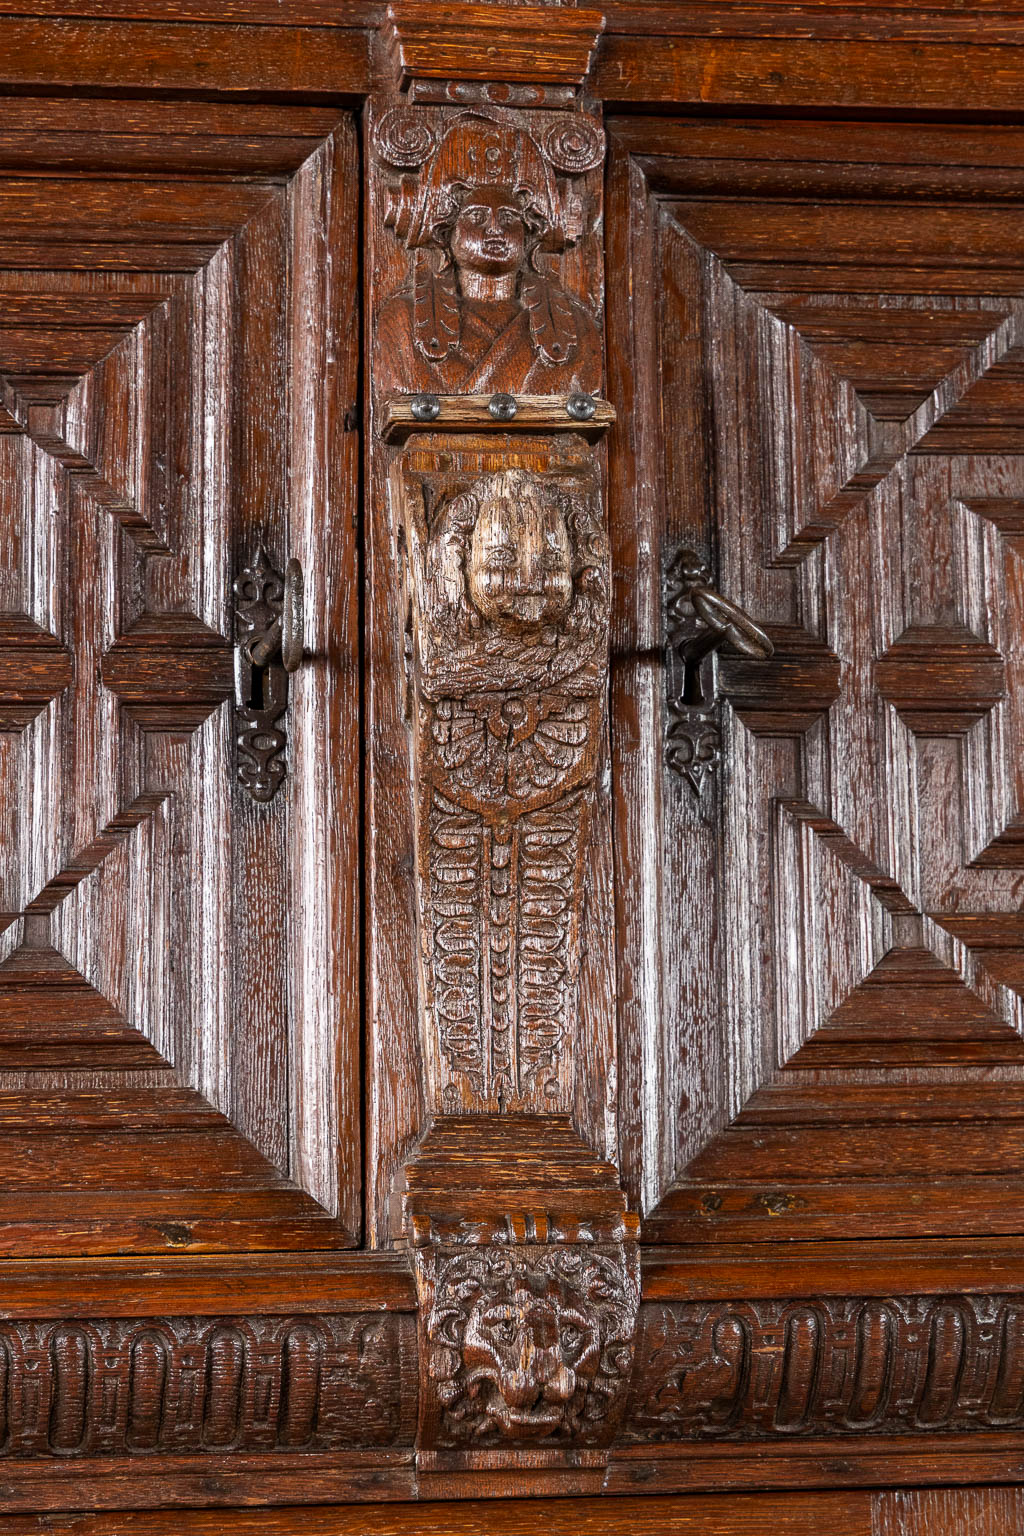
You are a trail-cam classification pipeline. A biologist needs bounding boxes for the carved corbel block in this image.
[370,101,605,403]
[397,1116,640,1465]
[389,433,608,1114]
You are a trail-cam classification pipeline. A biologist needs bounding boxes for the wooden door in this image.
[0,103,362,1260]
[610,115,1024,1246]
[1,4,1024,1531]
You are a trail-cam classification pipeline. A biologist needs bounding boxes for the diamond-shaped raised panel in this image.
[614,120,1024,1242]
[0,944,168,1071]
[789,947,1024,1069]
[0,109,361,1253]
[875,625,1005,735]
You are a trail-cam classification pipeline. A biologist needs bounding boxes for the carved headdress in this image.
[406,114,559,254]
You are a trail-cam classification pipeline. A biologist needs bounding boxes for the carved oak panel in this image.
[609,116,1024,1242]
[0,105,362,1253]
[390,434,608,1114]
[627,1296,1024,1441]
[366,90,613,1236]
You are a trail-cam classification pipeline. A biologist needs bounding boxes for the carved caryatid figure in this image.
[396,454,608,1108]
[377,113,602,395]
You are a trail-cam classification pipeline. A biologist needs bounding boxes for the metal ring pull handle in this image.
[245,557,304,672]
[669,549,773,663]
[665,547,774,795]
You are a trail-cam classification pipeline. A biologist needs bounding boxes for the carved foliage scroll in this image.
[391,436,608,1112]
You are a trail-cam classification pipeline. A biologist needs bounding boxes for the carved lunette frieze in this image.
[390,437,608,1112]
[0,1314,415,1456]
[626,1296,1024,1441]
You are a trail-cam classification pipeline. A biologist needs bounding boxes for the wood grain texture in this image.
[0,1313,415,1456]
[873,1487,1024,1535]
[365,87,611,1237]
[0,103,363,1253]
[8,0,1024,1514]
[0,1491,877,1535]
[0,20,369,95]
[608,114,1024,1246]
[593,35,1024,110]
[385,2,605,88]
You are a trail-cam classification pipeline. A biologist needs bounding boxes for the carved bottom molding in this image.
[626,1296,1024,1441]
[0,1314,416,1456]
[2,1288,1024,1471]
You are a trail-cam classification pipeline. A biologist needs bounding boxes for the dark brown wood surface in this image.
[2,0,1024,1524]
[0,101,363,1254]
[608,112,1024,1251]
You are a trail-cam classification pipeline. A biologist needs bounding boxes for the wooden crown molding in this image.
[384,3,606,90]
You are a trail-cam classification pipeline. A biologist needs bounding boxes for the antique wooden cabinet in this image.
[2,2,1024,1531]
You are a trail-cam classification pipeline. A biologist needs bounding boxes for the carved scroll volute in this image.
[392,437,608,1113]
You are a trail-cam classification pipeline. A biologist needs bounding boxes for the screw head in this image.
[488,392,517,421]
[566,391,597,421]
[410,392,441,422]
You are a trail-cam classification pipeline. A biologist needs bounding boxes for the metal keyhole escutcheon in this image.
[233,550,304,802]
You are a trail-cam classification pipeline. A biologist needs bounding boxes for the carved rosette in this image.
[392,439,608,1112]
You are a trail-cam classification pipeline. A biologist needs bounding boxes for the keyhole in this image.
[679,634,718,709]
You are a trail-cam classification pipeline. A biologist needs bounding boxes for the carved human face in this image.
[461,1276,601,1440]
[467,486,573,627]
[449,185,527,277]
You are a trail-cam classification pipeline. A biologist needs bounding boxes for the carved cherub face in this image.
[449,185,527,278]
[467,478,573,627]
[460,1273,601,1440]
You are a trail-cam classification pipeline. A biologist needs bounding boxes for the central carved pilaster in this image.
[391,438,607,1111]
[369,5,631,1467]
